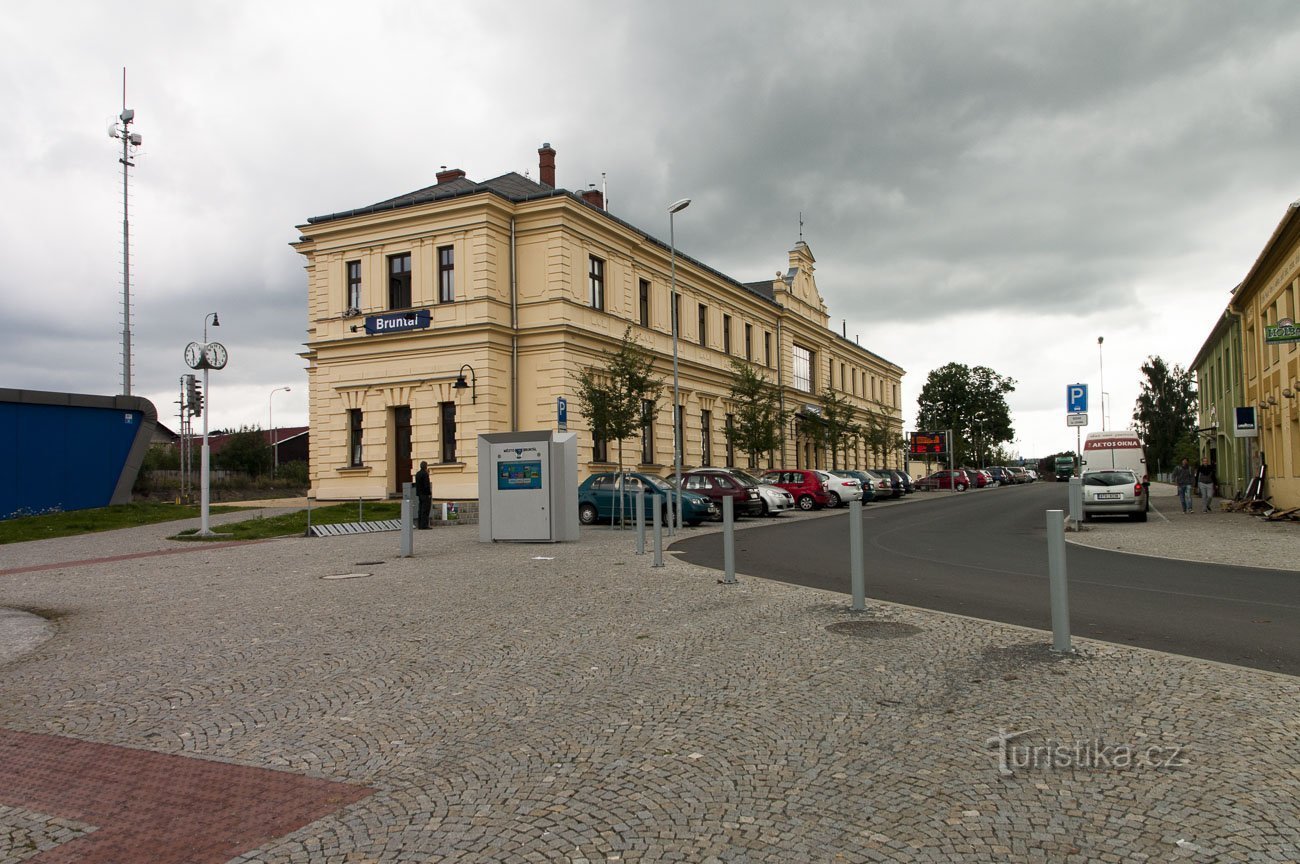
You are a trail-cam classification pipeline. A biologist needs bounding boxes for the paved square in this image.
[1,522,1297,862]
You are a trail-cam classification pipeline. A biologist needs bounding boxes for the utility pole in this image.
[109,69,142,395]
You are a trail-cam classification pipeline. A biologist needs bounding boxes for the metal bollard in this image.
[652,494,664,568]
[1046,509,1072,652]
[1068,476,1083,530]
[636,489,646,555]
[849,498,865,611]
[399,482,414,558]
[722,495,736,584]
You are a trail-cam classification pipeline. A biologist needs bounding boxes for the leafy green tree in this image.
[576,327,663,522]
[916,363,1016,465]
[1132,356,1197,476]
[725,359,787,466]
[860,409,896,466]
[215,425,272,478]
[817,388,858,469]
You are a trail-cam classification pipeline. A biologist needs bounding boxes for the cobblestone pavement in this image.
[1066,482,1300,571]
[1,501,1298,862]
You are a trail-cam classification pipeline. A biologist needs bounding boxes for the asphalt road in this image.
[671,483,1300,675]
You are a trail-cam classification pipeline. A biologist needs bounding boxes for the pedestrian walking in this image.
[1172,458,1195,513]
[415,461,432,529]
[1195,457,1216,513]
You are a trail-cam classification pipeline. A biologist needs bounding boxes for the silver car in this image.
[728,468,794,516]
[1082,469,1149,522]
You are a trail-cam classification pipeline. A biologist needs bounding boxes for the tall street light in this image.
[668,198,691,532]
[199,312,220,536]
[269,386,291,479]
[1097,336,1105,431]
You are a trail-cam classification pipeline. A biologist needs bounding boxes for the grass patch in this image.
[171,501,404,542]
[0,502,245,544]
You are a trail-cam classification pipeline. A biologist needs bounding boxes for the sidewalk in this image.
[1066,481,1300,571]
[0,506,1296,862]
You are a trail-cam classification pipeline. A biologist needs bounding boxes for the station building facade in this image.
[293,146,905,501]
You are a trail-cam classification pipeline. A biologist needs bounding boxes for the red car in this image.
[915,469,971,491]
[759,469,832,510]
[680,468,765,518]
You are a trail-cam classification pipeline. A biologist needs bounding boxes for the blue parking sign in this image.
[1067,384,1088,414]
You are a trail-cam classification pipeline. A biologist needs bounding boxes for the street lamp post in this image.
[269,386,291,479]
[1098,336,1105,431]
[199,312,219,536]
[668,198,691,532]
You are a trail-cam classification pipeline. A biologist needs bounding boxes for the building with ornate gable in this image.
[293,145,904,500]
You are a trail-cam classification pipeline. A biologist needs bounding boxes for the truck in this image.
[1081,431,1148,481]
[1054,455,1076,481]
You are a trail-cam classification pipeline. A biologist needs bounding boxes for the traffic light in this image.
[191,379,203,417]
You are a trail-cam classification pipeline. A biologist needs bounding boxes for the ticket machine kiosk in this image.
[477,431,578,542]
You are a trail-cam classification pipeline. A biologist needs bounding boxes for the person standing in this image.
[1195,457,1216,513]
[415,461,432,529]
[1172,458,1195,513]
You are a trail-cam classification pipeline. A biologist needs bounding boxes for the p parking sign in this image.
[1067,384,1088,414]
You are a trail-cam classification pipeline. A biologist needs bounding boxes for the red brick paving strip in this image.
[0,728,374,863]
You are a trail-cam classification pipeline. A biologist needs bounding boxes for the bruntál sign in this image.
[365,310,431,335]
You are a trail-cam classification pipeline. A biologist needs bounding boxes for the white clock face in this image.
[184,341,204,369]
[204,342,228,370]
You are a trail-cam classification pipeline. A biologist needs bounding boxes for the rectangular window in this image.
[698,304,708,346]
[388,253,412,309]
[593,433,608,463]
[723,315,732,354]
[764,332,772,367]
[346,260,361,311]
[348,409,363,467]
[673,294,682,337]
[438,245,455,303]
[638,279,650,327]
[892,383,898,407]
[440,401,457,464]
[701,409,712,467]
[589,255,605,309]
[793,344,814,392]
[725,414,736,466]
[745,323,753,361]
[840,362,846,392]
[641,399,655,464]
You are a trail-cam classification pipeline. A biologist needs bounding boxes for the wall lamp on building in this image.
[1268,394,1278,406]
[1283,388,1295,399]
[454,364,477,403]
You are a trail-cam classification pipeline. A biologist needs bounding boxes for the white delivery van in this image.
[1081,431,1148,480]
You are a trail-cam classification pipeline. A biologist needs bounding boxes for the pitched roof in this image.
[307,172,556,224]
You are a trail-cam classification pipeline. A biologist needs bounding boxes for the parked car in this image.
[986,466,1013,486]
[895,470,916,494]
[578,472,715,526]
[727,468,796,515]
[915,469,970,491]
[871,469,904,498]
[854,469,894,498]
[832,470,877,504]
[759,469,833,510]
[962,468,989,489]
[816,470,863,507]
[1005,466,1030,484]
[680,468,765,518]
[1081,469,1149,522]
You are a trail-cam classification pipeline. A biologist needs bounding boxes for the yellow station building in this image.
[293,145,904,501]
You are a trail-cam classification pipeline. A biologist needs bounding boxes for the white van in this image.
[1081,432,1148,481]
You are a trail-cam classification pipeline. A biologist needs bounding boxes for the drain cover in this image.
[322,573,371,580]
[824,620,922,639]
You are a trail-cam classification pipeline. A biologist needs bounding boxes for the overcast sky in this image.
[5,1,1299,460]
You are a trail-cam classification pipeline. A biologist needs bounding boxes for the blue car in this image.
[578,472,716,527]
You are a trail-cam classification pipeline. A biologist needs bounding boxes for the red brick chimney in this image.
[538,143,556,188]
[436,167,466,184]
[580,188,605,210]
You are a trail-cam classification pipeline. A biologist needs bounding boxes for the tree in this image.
[215,426,272,477]
[575,327,663,523]
[817,388,858,469]
[860,409,900,466]
[724,359,787,466]
[916,363,1016,465]
[1132,356,1197,477]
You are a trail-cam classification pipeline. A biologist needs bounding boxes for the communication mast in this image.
[109,69,143,395]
